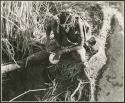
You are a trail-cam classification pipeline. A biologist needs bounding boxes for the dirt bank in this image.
[97,13,124,102]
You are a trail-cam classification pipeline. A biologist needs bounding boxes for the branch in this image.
[9,88,46,102]
[70,79,89,101]
[1,64,21,74]
[1,50,49,74]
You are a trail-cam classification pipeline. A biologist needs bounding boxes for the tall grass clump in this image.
[1,1,61,63]
[1,1,103,101]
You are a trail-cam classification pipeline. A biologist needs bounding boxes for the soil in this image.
[96,13,124,102]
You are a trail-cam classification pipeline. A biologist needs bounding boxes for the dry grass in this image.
[1,1,61,62]
[0,1,102,101]
[1,1,123,102]
[1,1,102,62]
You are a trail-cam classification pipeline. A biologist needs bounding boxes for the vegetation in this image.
[1,1,124,102]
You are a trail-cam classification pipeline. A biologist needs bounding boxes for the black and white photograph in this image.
[1,1,124,102]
